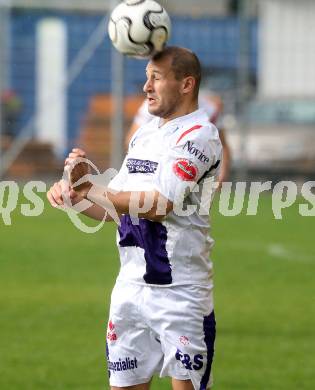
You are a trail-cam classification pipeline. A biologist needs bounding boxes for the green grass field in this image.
[0,193,314,389]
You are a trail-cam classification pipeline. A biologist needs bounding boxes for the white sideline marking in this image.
[266,243,313,263]
[221,240,314,264]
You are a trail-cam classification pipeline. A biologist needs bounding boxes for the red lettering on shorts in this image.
[179,336,190,346]
[107,320,117,341]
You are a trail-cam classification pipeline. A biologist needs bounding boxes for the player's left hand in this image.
[47,179,86,209]
[47,179,69,208]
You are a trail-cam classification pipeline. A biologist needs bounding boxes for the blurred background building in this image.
[0,0,314,180]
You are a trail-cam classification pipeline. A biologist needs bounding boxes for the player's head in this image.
[143,46,201,120]
[151,46,201,98]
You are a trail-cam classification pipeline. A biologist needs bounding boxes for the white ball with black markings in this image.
[108,0,171,58]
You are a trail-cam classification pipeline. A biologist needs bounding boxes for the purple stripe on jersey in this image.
[200,311,216,390]
[105,341,111,379]
[126,158,158,174]
[118,215,172,285]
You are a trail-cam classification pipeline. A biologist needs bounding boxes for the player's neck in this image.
[160,100,198,126]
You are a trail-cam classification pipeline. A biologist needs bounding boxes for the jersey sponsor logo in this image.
[173,159,198,181]
[175,348,203,371]
[108,357,138,372]
[183,140,210,163]
[126,158,158,174]
[107,320,117,342]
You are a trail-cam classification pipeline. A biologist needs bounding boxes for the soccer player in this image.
[125,89,230,187]
[47,46,222,390]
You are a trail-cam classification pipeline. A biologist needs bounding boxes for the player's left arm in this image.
[207,96,231,186]
[76,185,173,222]
[217,128,231,185]
[65,149,173,222]
[47,179,119,222]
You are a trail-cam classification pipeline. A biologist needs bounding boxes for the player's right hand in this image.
[64,148,90,186]
[64,148,92,198]
[64,147,87,165]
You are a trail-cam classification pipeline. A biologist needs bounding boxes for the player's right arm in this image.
[125,98,153,149]
[125,121,139,150]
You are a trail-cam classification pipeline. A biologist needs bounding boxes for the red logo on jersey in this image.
[173,159,198,181]
[179,336,190,345]
[107,320,117,341]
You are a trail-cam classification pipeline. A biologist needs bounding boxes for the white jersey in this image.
[134,93,223,129]
[109,108,222,287]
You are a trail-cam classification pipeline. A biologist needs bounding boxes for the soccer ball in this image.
[108,0,171,58]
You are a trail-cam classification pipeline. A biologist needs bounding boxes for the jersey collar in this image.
[157,108,208,129]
